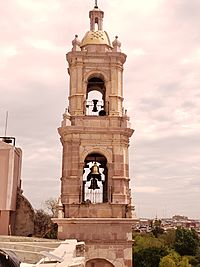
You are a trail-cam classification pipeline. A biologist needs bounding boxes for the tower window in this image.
[85,77,107,116]
[82,153,108,203]
[95,17,99,31]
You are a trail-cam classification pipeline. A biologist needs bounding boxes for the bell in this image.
[92,99,98,112]
[91,162,99,175]
[86,162,102,181]
[91,163,102,180]
[88,178,100,190]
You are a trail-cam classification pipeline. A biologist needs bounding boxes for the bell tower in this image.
[54,3,137,267]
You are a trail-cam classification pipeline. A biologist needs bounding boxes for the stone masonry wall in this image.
[13,193,34,236]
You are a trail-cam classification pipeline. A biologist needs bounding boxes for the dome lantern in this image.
[80,4,112,49]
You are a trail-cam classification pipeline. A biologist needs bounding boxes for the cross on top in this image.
[94,0,98,8]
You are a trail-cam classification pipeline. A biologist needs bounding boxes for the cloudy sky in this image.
[0,0,199,219]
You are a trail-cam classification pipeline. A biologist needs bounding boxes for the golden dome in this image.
[80,30,111,47]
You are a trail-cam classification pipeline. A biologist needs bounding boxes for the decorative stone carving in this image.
[112,36,121,52]
[72,35,81,51]
[57,196,64,219]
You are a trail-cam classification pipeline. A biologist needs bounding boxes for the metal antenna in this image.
[4,111,8,136]
[94,0,98,8]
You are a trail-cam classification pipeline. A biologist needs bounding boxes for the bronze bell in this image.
[88,177,100,190]
[91,162,99,174]
[92,99,98,112]
[90,163,101,180]
[87,162,102,182]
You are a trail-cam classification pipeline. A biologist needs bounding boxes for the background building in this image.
[0,137,34,236]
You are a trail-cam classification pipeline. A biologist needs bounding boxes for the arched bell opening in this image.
[94,17,99,31]
[85,77,107,116]
[82,153,108,204]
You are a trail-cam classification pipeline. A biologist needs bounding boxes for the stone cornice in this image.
[67,51,127,65]
[53,217,138,224]
[58,126,134,139]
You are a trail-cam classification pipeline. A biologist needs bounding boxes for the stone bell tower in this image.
[53,3,137,267]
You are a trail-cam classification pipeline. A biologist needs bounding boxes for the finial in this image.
[112,36,121,52]
[72,35,81,51]
[94,0,98,8]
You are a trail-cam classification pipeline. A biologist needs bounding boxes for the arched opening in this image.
[86,77,107,116]
[82,153,108,203]
[95,17,99,31]
[86,258,114,267]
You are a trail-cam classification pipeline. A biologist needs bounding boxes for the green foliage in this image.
[159,256,176,267]
[134,247,168,267]
[174,228,199,256]
[188,256,199,266]
[34,209,57,239]
[34,209,51,237]
[177,257,192,267]
[33,197,59,239]
[152,219,164,238]
[133,226,200,267]
[43,223,58,239]
[188,253,200,266]
[152,226,165,238]
[134,233,164,252]
[160,229,176,248]
[167,250,181,265]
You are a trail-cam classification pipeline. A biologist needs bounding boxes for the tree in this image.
[152,218,164,238]
[187,255,200,266]
[44,198,58,217]
[134,247,168,267]
[167,250,181,265]
[174,228,199,256]
[34,209,52,238]
[34,202,58,239]
[134,233,164,252]
[177,257,192,267]
[159,256,176,267]
[160,229,176,248]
